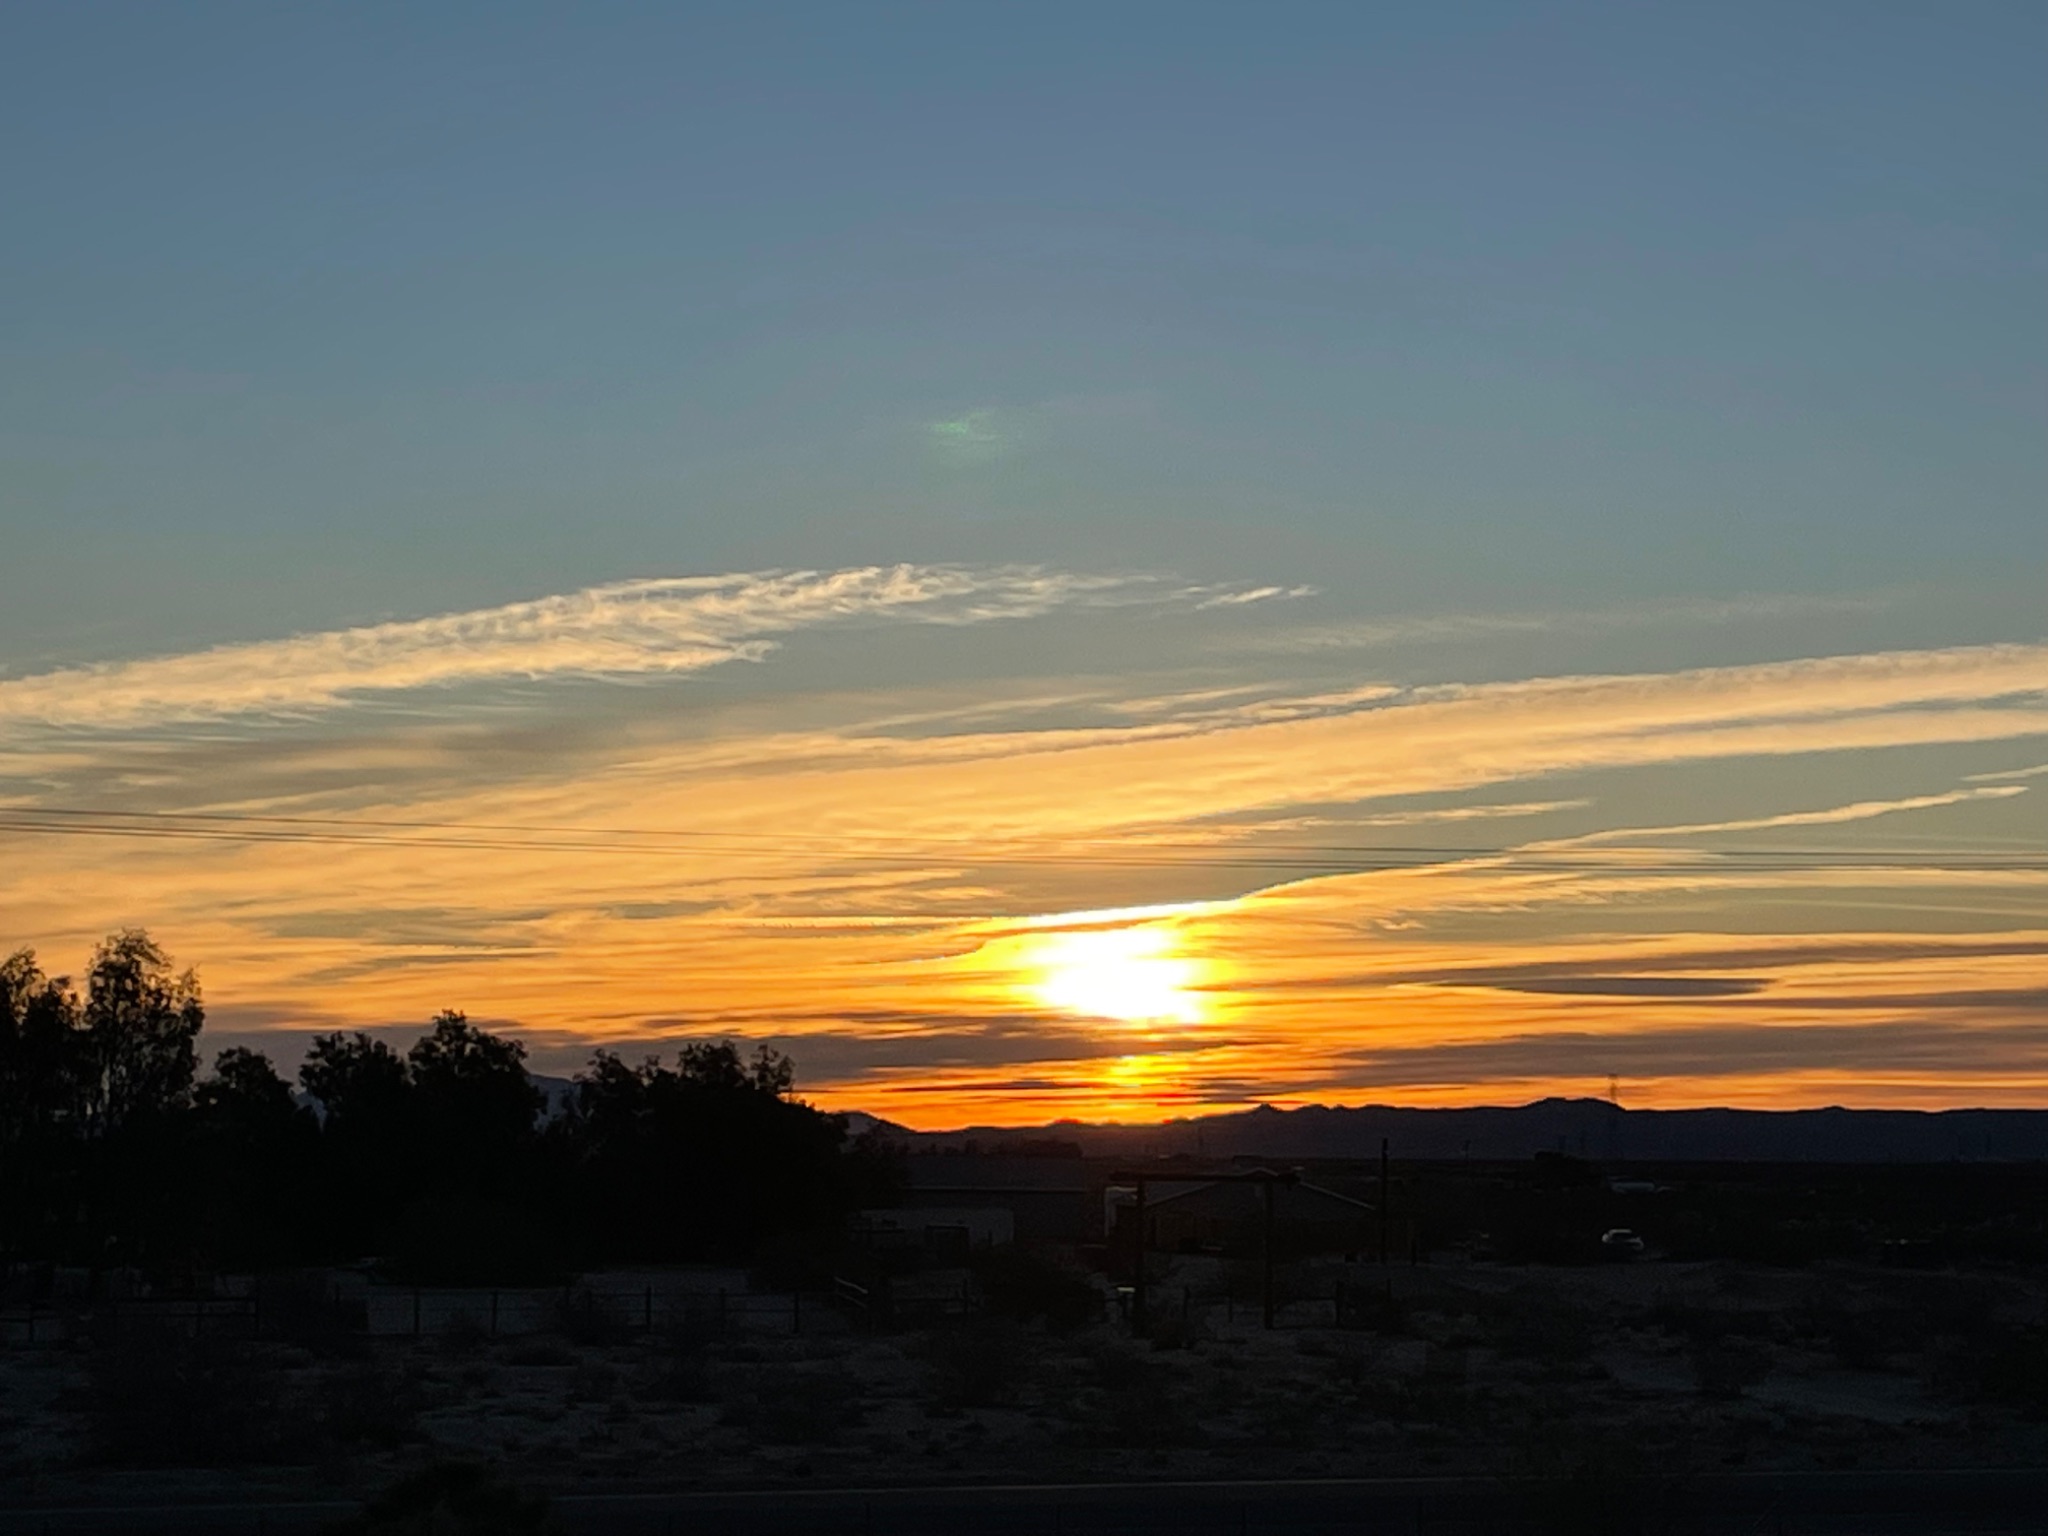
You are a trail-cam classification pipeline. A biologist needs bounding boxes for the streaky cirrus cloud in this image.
[0,565,1234,734]
[1247,589,1895,654]
[1543,785,2028,846]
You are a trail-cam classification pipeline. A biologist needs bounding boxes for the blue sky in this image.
[6,2,2042,655]
[2,4,2043,1120]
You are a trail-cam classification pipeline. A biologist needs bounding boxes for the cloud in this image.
[1477,977,1771,998]
[1307,799,1591,829]
[1378,938,2048,986]
[1967,762,2048,782]
[1194,584,1319,609]
[1330,1019,2048,1087]
[1250,590,1897,655]
[0,565,1142,734]
[6,573,2047,1125]
[927,410,1010,460]
[1549,786,2027,845]
[687,641,2048,846]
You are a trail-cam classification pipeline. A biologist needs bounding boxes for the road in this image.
[2,1468,2044,1534]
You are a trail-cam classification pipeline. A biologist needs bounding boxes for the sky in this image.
[2,3,2044,1126]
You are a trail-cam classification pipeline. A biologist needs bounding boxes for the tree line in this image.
[0,930,896,1283]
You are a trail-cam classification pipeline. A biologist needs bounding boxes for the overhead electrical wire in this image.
[0,805,2041,874]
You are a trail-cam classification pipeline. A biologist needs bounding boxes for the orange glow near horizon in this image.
[2,610,2043,1130]
[1015,923,1212,1025]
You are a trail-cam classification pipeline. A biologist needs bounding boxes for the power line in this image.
[0,807,2041,874]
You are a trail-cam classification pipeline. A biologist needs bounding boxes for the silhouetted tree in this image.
[300,1031,409,1135]
[79,929,202,1136]
[3,932,881,1275]
[190,1047,319,1267]
[385,1011,552,1282]
[564,1041,850,1262]
[196,1046,303,1130]
[0,950,86,1257]
[0,949,84,1145]
[299,1032,415,1257]
[408,1009,542,1165]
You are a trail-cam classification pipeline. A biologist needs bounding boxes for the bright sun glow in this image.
[1021,925,1209,1023]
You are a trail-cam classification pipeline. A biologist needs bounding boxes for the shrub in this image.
[1142,1302,1209,1352]
[321,1362,423,1449]
[923,1320,1031,1408]
[1072,1344,1202,1448]
[1514,1436,1691,1536]
[1690,1337,1769,1399]
[256,1270,355,1352]
[972,1247,1100,1329]
[90,1326,300,1465]
[441,1311,489,1358]
[554,1290,633,1347]
[721,1365,863,1445]
[323,1462,557,1535]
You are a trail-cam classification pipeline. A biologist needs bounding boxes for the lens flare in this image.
[1020,925,1208,1024]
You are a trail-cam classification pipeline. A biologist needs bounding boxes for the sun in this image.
[1021,925,1208,1024]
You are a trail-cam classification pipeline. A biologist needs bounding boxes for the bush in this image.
[923,1320,1031,1408]
[644,1317,716,1402]
[721,1365,863,1445]
[256,1270,356,1352]
[90,1326,300,1465]
[1690,1337,1769,1399]
[1142,1301,1209,1352]
[324,1462,556,1535]
[1513,1435,1692,1536]
[1927,1323,2048,1417]
[972,1247,1100,1329]
[1071,1343,1202,1448]
[554,1289,633,1347]
[321,1362,423,1449]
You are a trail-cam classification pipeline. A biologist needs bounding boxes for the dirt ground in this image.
[1,1255,2042,1509]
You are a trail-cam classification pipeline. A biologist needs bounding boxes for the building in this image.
[901,1152,1095,1244]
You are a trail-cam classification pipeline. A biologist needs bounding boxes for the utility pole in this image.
[1132,1176,1148,1331]
[1261,1177,1276,1329]
[1379,1137,1391,1265]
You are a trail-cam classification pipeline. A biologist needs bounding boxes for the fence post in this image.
[23,1301,31,1346]
[412,1288,422,1337]
[792,1288,802,1336]
[490,1291,499,1337]
[644,1285,653,1332]
[717,1288,727,1334]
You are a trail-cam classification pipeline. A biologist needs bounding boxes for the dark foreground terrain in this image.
[3,1151,2044,1534]
[3,1248,2044,1534]
[3,1468,2048,1535]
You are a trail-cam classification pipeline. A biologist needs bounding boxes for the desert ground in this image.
[3,1249,2042,1520]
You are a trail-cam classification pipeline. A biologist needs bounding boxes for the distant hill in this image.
[881,1098,2048,1163]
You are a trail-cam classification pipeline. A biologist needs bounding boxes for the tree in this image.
[300,1031,409,1135]
[407,1009,541,1157]
[0,949,84,1145]
[79,930,202,1136]
[196,1047,308,1137]
[191,1047,317,1269]
[674,1040,796,1097]
[564,1041,847,1262]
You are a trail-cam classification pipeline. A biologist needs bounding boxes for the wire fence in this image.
[0,1279,899,1347]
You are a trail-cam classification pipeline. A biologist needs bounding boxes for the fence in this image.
[0,1296,259,1346]
[0,1281,871,1347]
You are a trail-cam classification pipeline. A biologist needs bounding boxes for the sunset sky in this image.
[3,5,2043,1126]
